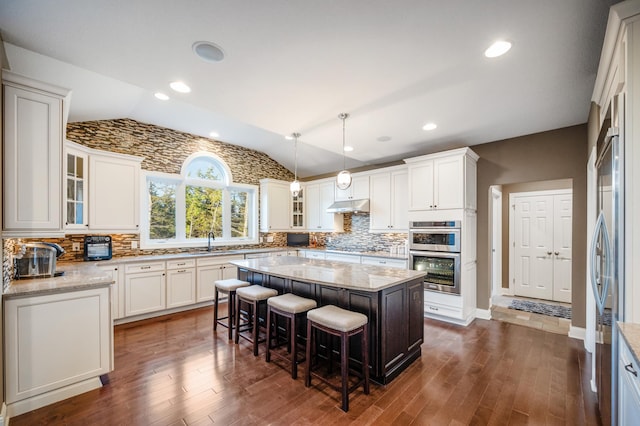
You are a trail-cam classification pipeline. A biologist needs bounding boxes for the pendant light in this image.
[336,113,352,190]
[290,132,301,196]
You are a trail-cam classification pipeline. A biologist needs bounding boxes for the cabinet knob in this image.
[554,251,559,256]
[547,251,552,256]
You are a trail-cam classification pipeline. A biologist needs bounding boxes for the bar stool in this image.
[266,293,317,379]
[213,278,250,340]
[235,285,278,356]
[304,305,369,412]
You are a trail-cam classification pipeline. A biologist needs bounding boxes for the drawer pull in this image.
[429,306,439,311]
[178,269,186,273]
[141,266,151,270]
[177,262,185,266]
[625,363,638,377]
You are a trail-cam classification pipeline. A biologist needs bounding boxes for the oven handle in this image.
[409,250,461,258]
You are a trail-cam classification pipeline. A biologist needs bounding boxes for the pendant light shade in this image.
[290,132,301,196]
[336,113,352,190]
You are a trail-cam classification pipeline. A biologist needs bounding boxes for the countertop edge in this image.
[618,322,640,366]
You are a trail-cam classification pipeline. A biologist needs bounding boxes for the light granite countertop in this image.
[231,256,424,292]
[618,322,640,364]
[4,263,114,299]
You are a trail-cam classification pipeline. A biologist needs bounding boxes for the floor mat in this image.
[508,299,571,319]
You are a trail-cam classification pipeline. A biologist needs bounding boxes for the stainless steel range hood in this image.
[326,199,370,214]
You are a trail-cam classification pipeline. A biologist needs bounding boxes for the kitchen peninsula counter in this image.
[231,256,426,384]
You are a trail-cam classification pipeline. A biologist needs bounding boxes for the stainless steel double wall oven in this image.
[408,221,461,294]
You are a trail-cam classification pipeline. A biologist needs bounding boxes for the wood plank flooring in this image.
[10,305,601,425]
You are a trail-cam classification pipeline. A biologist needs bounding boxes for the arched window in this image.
[142,152,258,248]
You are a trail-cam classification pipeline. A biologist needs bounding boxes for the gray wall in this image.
[472,124,588,327]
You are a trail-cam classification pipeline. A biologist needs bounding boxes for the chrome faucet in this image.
[207,231,215,252]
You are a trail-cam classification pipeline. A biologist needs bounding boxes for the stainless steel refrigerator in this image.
[591,127,624,425]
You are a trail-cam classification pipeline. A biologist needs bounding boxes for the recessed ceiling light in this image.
[193,41,225,63]
[484,40,512,58]
[422,122,437,131]
[343,146,354,152]
[376,136,392,142]
[209,131,219,138]
[285,135,294,140]
[170,81,191,93]
[154,92,170,101]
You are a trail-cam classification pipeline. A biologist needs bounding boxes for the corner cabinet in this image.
[404,148,478,213]
[305,179,344,232]
[2,70,71,237]
[369,167,408,232]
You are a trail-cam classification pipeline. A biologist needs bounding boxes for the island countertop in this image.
[230,256,425,292]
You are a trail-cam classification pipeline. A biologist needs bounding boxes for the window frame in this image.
[140,153,258,249]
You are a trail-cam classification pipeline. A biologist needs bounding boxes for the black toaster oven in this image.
[84,235,112,261]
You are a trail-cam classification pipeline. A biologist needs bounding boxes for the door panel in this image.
[553,193,573,302]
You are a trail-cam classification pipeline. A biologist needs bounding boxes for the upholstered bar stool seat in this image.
[235,285,278,355]
[213,278,250,340]
[266,293,317,379]
[305,305,370,412]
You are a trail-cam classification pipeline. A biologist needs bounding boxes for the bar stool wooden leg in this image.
[228,291,235,341]
[305,319,313,387]
[341,330,349,412]
[213,288,220,331]
[363,323,370,395]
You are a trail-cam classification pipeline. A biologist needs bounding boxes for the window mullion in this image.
[176,182,187,241]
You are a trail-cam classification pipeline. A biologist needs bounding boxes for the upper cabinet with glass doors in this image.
[64,141,143,233]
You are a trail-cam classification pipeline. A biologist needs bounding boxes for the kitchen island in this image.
[231,256,426,384]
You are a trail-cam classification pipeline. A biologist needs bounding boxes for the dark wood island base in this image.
[232,256,425,385]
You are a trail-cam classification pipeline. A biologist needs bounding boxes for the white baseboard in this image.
[569,326,586,341]
[475,308,491,320]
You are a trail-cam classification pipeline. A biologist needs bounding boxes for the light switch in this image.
[72,242,80,251]
[266,236,274,243]
[131,241,138,249]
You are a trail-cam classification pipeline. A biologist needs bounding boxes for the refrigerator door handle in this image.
[590,211,611,316]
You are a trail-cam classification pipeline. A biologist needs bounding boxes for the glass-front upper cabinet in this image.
[291,188,304,229]
[65,145,89,229]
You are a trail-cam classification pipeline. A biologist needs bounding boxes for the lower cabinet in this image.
[619,334,640,423]
[96,263,122,320]
[361,256,407,269]
[124,261,166,317]
[4,286,113,416]
[196,255,243,303]
[166,259,196,308]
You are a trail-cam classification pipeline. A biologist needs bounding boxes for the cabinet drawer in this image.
[620,336,640,397]
[167,258,196,270]
[424,301,463,319]
[361,256,407,269]
[125,262,165,274]
[197,254,243,266]
[326,253,361,263]
[304,251,326,259]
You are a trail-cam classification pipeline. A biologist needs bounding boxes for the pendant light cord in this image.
[339,113,349,170]
[293,132,299,181]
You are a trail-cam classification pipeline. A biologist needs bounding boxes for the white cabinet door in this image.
[319,180,340,230]
[89,153,141,231]
[619,335,640,425]
[434,156,463,210]
[3,78,67,235]
[196,255,243,302]
[97,263,121,320]
[408,160,434,211]
[370,173,392,231]
[260,179,290,232]
[125,269,166,316]
[4,287,112,405]
[306,180,343,231]
[335,175,370,201]
[166,268,196,308]
[305,183,321,230]
[390,170,408,230]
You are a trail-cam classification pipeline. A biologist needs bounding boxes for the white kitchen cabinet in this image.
[290,187,305,230]
[260,179,291,232]
[369,168,408,232]
[619,334,640,424]
[405,148,478,213]
[334,174,370,201]
[2,70,70,237]
[124,261,166,316]
[196,255,243,303]
[300,250,326,260]
[96,263,123,320]
[166,258,196,308]
[65,143,89,229]
[89,150,142,232]
[306,179,344,232]
[4,286,112,416]
[361,256,407,269]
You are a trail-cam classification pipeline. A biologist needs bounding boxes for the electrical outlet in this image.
[72,242,80,251]
[259,236,264,243]
[266,236,274,243]
[131,241,138,249]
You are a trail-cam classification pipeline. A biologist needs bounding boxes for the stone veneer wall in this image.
[325,214,408,253]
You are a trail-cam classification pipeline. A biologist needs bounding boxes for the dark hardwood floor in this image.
[11,305,601,425]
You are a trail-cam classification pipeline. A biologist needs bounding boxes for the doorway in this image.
[509,189,573,303]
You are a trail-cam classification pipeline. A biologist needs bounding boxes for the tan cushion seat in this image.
[268,293,317,314]
[307,305,368,333]
[236,285,278,301]
[215,278,250,292]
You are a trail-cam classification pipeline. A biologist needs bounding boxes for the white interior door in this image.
[553,193,573,302]
[513,195,554,300]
